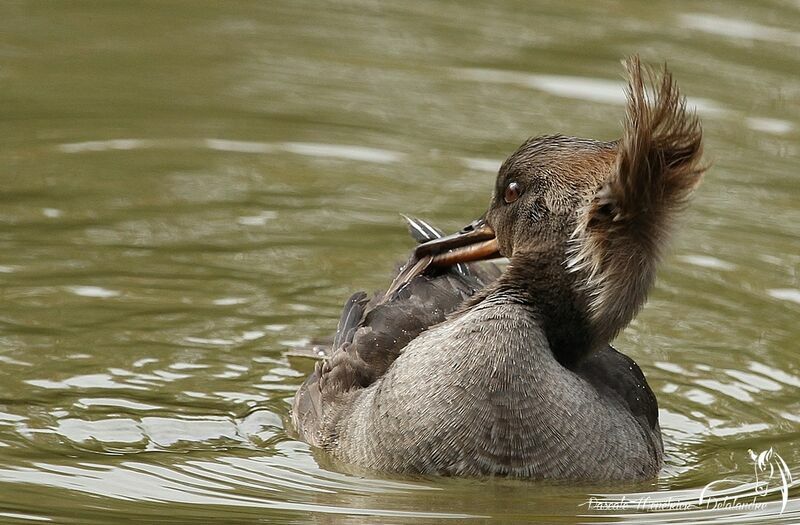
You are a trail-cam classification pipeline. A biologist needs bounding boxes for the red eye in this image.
[504,181,522,203]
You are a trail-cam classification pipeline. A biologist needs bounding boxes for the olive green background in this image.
[0,1,798,523]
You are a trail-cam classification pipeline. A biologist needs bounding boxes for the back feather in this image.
[291,217,500,445]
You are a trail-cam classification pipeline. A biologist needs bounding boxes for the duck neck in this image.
[496,249,597,367]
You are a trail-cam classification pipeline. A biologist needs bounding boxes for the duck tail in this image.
[332,291,369,350]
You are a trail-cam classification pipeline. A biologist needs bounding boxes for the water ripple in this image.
[56,138,406,165]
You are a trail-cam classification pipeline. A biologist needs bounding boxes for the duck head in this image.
[416,56,705,348]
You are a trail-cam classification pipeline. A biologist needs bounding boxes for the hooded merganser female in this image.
[292,56,705,480]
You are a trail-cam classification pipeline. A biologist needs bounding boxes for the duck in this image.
[291,56,705,480]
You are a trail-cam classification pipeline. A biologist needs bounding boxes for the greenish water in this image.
[1,1,799,523]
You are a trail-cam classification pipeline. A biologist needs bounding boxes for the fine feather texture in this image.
[292,218,498,446]
[567,56,705,342]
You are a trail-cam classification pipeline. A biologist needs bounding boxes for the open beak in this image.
[415,216,500,266]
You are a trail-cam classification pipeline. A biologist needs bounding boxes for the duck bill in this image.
[414,217,500,267]
[382,216,500,302]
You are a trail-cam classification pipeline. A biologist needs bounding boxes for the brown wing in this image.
[291,217,501,445]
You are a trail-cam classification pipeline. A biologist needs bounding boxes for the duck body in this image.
[294,229,662,479]
[327,297,661,479]
[292,57,704,481]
